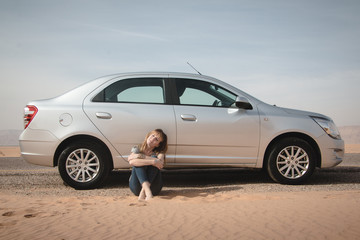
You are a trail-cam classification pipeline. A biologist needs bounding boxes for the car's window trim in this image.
[92,77,169,105]
[170,78,238,108]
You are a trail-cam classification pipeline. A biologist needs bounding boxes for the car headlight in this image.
[311,116,341,140]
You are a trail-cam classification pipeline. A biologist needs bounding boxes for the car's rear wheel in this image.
[58,141,111,189]
[267,137,316,184]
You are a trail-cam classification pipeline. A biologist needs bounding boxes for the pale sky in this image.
[1,0,360,131]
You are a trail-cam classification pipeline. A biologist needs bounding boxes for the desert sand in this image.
[1,190,359,240]
[344,143,360,153]
[0,147,20,158]
[1,145,359,240]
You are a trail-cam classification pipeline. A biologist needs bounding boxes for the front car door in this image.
[171,78,260,167]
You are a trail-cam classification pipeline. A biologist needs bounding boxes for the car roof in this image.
[95,72,217,81]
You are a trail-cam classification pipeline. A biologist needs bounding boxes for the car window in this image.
[93,78,165,104]
[175,79,237,107]
[116,86,164,103]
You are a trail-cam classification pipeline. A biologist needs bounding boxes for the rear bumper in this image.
[19,129,59,167]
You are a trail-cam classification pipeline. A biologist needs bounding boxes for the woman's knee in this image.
[132,166,149,184]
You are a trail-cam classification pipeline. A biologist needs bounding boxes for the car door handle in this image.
[96,112,112,119]
[181,114,197,121]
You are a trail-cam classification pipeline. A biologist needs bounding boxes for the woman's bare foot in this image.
[142,181,153,201]
[145,195,153,201]
[144,191,153,201]
[138,188,146,201]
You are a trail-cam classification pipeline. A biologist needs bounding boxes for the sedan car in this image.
[19,72,344,189]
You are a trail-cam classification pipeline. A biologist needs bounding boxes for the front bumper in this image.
[317,134,344,168]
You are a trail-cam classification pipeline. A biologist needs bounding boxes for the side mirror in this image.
[235,96,253,110]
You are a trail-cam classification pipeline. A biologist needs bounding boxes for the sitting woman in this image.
[128,129,168,201]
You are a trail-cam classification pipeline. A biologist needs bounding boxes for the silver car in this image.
[19,72,344,189]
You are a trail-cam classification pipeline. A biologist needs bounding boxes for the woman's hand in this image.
[154,153,165,169]
[153,158,164,169]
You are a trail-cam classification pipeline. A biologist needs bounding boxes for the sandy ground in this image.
[0,145,359,240]
[0,147,20,158]
[344,144,360,153]
[1,190,359,240]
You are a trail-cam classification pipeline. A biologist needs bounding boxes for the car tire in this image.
[58,141,111,190]
[267,137,316,185]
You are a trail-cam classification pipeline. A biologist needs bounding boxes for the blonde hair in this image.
[139,129,168,154]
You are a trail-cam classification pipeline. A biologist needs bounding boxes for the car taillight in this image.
[24,105,38,129]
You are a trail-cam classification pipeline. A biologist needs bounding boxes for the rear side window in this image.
[93,78,165,104]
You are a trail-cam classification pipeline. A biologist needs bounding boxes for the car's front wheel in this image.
[58,141,111,189]
[267,137,316,184]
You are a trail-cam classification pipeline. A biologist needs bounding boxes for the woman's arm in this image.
[128,153,164,169]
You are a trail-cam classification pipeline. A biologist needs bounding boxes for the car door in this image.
[171,78,260,167]
[83,77,176,163]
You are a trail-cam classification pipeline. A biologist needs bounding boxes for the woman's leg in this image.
[129,166,163,199]
[146,166,163,196]
[129,166,153,200]
[129,167,147,196]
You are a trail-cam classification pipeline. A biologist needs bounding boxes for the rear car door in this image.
[83,77,176,163]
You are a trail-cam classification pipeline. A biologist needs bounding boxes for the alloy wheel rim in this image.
[65,148,100,182]
[276,146,309,179]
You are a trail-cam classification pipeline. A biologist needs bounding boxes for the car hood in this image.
[278,106,330,120]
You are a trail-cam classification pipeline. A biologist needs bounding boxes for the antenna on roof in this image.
[187,62,202,75]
